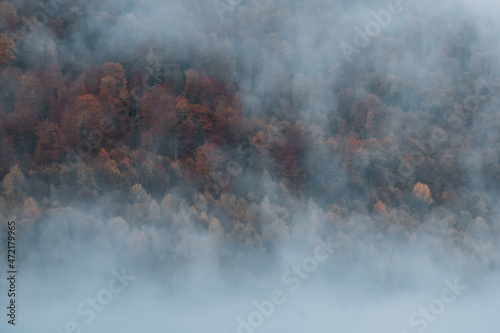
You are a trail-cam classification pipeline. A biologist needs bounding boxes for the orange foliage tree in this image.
[99,62,129,106]
[413,182,434,204]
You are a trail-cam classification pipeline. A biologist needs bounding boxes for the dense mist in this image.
[0,0,499,332]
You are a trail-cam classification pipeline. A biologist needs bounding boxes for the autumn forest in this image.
[0,2,500,330]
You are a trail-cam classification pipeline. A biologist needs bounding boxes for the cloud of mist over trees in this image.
[1,0,500,331]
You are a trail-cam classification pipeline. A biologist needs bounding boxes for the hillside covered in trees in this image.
[1,0,500,324]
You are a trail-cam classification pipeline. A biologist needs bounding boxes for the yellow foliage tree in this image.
[2,165,25,210]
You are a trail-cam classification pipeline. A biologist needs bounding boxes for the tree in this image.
[291,73,310,110]
[79,66,103,96]
[49,18,65,39]
[20,197,40,231]
[0,130,17,177]
[2,165,25,210]
[93,148,128,191]
[195,142,226,178]
[34,120,66,165]
[99,62,128,106]
[175,96,198,157]
[0,33,15,68]
[3,112,26,154]
[201,77,227,109]
[71,94,105,155]
[57,6,83,37]
[36,66,67,122]
[22,33,58,69]
[374,200,388,217]
[262,218,289,244]
[208,217,225,240]
[274,140,302,191]
[76,162,98,192]
[413,182,433,204]
[140,87,178,156]
[184,69,201,103]
[343,133,368,190]
[0,2,19,32]
[0,66,21,113]
[438,153,463,191]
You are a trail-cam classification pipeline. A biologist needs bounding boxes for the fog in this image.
[1,0,500,332]
[1,203,499,332]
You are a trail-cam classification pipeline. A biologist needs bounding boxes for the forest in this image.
[0,0,500,301]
